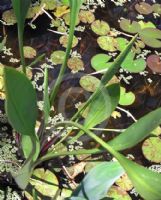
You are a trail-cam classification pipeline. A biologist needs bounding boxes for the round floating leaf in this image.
[121,52,146,73]
[115,173,133,191]
[135,2,153,15]
[119,87,135,106]
[138,21,156,29]
[91,20,110,36]
[97,36,118,52]
[2,9,17,25]
[80,75,100,92]
[142,137,161,163]
[79,10,95,24]
[151,126,161,136]
[40,0,57,10]
[152,4,161,14]
[116,37,128,51]
[107,186,132,200]
[50,50,66,65]
[59,35,78,48]
[91,54,112,72]
[147,54,161,73]
[139,28,161,48]
[120,19,141,34]
[23,46,36,59]
[30,168,59,197]
[67,57,84,72]
[63,12,80,26]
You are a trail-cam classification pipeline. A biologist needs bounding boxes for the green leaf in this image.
[108,107,161,151]
[0,36,6,52]
[114,152,161,200]
[72,162,124,200]
[84,84,120,129]
[119,87,135,106]
[91,54,112,72]
[43,67,50,125]
[121,51,146,73]
[21,135,40,161]
[120,19,141,34]
[4,67,37,136]
[139,28,161,48]
[30,168,59,198]
[11,0,31,32]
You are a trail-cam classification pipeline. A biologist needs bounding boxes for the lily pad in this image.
[91,20,110,36]
[152,4,161,15]
[50,50,66,65]
[30,168,59,197]
[142,137,161,163]
[107,186,132,200]
[63,12,80,26]
[97,36,118,52]
[67,57,84,72]
[54,6,70,18]
[135,2,153,15]
[139,28,161,48]
[79,10,95,24]
[2,9,17,25]
[119,87,135,106]
[23,46,37,59]
[121,52,146,73]
[151,126,161,136]
[120,19,141,34]
[147,54,161,73]
[91,54,112,72]
[59,35,78,48]
[115,173,133,191]
[116,37,128,51]
[41,0,57,10]
[138,21,156,29]
[79,75,100,92]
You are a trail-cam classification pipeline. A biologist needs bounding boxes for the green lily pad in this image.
[121,52,146,73]
[135,2,153,15]
[97,36,118,52]
[91,20,110,36]
[152,4,161,15]
[23,46,37,59]
[116,37,128,51]
[40,0,57,10]
[107,186,132,200]
[120,19,141,34]
[67,57,84,72]
[138,21,156,29]
[2,9,17,25]
[63,12,80,26]
[151,126,161,136]
[139,28,161,48]
[142,137,161,163]
[50,50,66,65]
[79,10,95,24]
[115,173,133,191]
[59,35,78,48]
[30,168,59,197]
[119,87,135,106]
[79,75,100,92]
[91,54,112,72]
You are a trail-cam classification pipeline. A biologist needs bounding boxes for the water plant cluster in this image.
[0,0,161,199]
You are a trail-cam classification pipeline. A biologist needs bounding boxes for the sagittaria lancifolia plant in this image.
[3,0,161,199]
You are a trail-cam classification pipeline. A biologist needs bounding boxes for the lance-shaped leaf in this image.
[4,67,37,136]
[72,162,124,200]
[108,107,161,151]
[11,0,31,32]
[84,83,120,129]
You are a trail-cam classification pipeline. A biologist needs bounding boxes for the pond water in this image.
[0,0,161,199]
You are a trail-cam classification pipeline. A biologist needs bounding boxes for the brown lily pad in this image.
[147,54,161,73]
[135,2,153,15]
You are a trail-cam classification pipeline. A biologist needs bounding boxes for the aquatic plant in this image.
[2,0,161,199]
